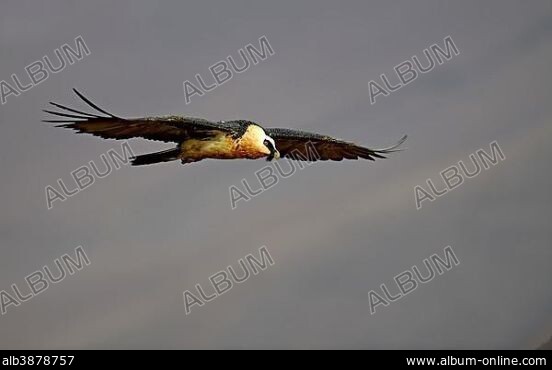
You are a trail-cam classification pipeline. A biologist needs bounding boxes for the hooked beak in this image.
[267,148,280,161]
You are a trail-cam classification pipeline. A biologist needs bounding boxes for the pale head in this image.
[239,123,280,160]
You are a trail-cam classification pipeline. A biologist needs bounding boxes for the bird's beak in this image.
[267,148,280,161]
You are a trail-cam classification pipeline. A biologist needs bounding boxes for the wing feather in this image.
[43,89,233,143]
[265,127,407,162]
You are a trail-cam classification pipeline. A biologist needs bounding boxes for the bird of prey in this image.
[44,89,407,166]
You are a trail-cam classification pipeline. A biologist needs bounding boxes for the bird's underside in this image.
[44,89,407,166]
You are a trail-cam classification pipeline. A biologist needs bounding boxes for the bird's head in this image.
[238,122,280,160]
[263,135,280,161]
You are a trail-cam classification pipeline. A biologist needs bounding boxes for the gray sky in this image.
[0,0,551,349]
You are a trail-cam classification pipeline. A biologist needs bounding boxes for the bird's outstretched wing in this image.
[43,89,232,143]
[265,128,407,161]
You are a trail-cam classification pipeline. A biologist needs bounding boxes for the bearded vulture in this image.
[44,89,407,166]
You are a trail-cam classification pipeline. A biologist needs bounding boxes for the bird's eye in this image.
[263,139,270,147]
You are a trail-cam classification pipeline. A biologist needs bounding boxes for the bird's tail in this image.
[131,148,180,166]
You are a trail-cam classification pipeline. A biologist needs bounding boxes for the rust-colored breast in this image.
[180,126,269,160]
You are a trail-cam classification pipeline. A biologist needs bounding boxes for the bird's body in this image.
[177,124,270,162]
[44,89,406,166]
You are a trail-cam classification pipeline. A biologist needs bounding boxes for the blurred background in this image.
[0,0,550,349]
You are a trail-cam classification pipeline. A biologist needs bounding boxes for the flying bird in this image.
[44,89,407,166]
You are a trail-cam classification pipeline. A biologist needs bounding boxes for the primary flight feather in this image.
[44,89,407,166]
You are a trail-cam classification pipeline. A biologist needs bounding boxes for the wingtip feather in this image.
[377,134,408,153]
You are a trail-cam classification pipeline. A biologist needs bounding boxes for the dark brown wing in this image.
[265,128,407,161]
[43,89,231,143]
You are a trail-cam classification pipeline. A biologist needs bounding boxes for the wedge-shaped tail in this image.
[130,148,180,166]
